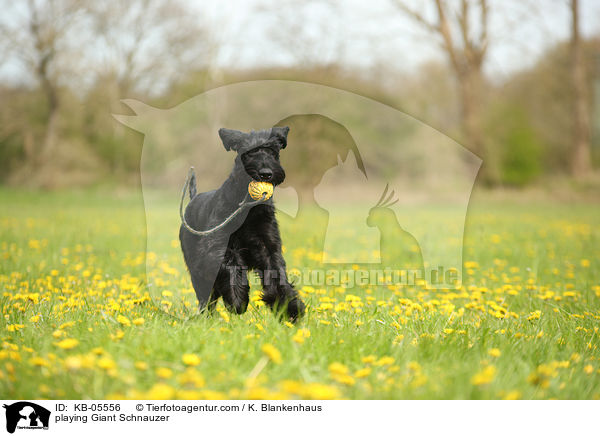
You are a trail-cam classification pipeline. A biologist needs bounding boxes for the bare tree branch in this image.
[479,0,489,59]
[434,0,461,74]
[391,0,439,33]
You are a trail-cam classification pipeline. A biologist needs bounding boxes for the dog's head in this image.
[218,127,289,186]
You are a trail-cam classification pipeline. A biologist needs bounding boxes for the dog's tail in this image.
[188,167,197,199]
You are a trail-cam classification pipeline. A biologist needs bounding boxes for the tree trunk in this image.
[38,63,60,165]
[570,0,591,177]
[459,67,484,158]
[42,102,58,159]
[456,64,497,183]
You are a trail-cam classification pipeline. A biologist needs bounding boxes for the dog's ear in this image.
[218,128,246,151]
[271,126,290,149]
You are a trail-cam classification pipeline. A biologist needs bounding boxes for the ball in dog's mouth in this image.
[248,181,273,200]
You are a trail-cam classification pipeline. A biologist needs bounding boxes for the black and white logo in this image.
[2,402,50,434]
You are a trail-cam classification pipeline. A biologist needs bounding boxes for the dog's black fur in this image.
[179,127,305,322]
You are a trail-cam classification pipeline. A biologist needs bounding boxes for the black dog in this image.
[179,127,305,322]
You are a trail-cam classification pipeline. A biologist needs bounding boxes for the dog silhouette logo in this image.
[2,402,50,433]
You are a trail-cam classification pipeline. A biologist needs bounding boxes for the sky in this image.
[1,0,599,87]
[200,0,600,81]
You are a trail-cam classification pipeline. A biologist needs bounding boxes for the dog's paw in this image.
[287,298,306,323]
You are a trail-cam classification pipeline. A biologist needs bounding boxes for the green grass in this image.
[0,187,599,399]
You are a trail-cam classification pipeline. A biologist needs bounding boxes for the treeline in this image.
[0,0,597,188]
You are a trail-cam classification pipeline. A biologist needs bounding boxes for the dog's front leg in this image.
[258,251,305,322]
[215,250,250,314]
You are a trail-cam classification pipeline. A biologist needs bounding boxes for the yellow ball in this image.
[248,181,274,200]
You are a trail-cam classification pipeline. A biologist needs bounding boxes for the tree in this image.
[0,0,88,165]
[88,0,209,97]
[262,0,348,69]
[84,0,210,174]
[569,0,591,177]
[391,1,489,165]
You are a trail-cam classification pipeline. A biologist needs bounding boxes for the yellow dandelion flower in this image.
[182,353,201,366]
[328,362,349,375]
[29,356,49,367]
[135,361,148,371]
[301,383,340,400]
[156,367,173,379]
[28,239,40,249]
[110,330,125,341]
[279,380,302,395]
[177,368,205,388]
[55,338,79,350]
[292,328,311,344]
[97,357,116,370]
[332,373,356,386]
[503,390,522,400]
[488,348,501,358]
[407,361,422,372]
[361,355,377,364]
[375,356,395,367]
[354,367,372,378]
[471,365,496,386]
[261,344,282,364]
[59,321,75,330]
[65,356,83,370]
[132,318,145,326]
[584,365,594,375]
[117,315,131,327]
[146,383,175,400]
[393,334,405,344]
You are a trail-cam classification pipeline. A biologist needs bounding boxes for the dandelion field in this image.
[1,188,599,400]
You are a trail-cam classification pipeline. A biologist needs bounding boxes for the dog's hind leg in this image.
[190,273,218,314]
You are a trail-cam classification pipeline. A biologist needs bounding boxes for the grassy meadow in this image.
[1,187,599,400]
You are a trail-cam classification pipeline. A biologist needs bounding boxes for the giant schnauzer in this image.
[179,127,305,322]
